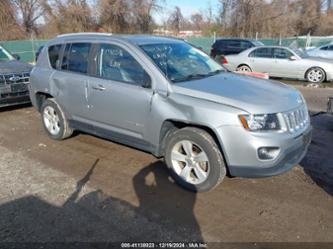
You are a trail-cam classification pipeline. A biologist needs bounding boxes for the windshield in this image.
[252,40,264,46]
[140,42,225,83]
[0,46,15,62]
[292,48,309,58]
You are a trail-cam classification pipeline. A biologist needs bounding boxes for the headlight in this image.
[239,114,281,131]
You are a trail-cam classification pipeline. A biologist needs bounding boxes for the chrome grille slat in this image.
[0,72,30,85]
[283,105,309,133]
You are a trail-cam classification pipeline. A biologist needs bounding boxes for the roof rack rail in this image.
[57,32,112,38]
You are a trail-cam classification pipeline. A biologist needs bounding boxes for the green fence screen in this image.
[1,36,333,63]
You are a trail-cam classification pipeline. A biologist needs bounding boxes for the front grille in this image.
[0,72,30,99]
[0,72,30,85]
[283,105,309,133]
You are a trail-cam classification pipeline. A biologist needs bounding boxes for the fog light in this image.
[258,147,280,160]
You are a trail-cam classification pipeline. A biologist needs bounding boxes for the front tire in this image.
[41,98,73,140]
[306,67,326,83]
[165,127,226,192]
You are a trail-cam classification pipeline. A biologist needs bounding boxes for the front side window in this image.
[48,44,62,69]
[140,42,224,83]
[328,45,333,51]
[61,43,91,74]
[273,48,293,59]
[0,46,14,62]
[249,48,273,58]
[95,44,149,86]
[320,46,328,51]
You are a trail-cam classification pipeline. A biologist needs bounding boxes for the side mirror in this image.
[13,54,20,60]
[142,72,152,88]
[289,55,297,61]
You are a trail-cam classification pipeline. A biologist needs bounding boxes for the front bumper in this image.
[0,94,31,108]
[216,124,312,178]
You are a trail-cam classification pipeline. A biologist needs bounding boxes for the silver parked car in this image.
[29,33,312,192]
[307,43,333,60]
[223,46,333,83]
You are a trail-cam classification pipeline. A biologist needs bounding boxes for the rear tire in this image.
[236,65,252,72]
[165,127,226,192]
[41,98,73,140]
[306,67,326,83]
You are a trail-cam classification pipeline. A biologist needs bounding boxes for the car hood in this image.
[0,60,33,73]
[172,72,303,114]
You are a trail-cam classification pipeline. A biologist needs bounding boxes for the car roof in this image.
[54,33,184,46]
[248,45,291,49]
[215,38,254,42]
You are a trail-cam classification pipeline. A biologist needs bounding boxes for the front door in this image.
[271,48,302,78]
[87,43,153,140]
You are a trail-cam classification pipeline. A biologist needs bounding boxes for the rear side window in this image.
[249,48,273,58]
[61,43,91,74]
[227,40,241,49]
[48,44,62,69]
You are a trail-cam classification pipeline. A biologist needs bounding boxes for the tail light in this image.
[222,57,228,64]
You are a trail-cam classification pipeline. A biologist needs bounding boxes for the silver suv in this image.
[29,33,312,192]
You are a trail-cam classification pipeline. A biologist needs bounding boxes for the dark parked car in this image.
[210,38,264,59]
[0,45,32,107]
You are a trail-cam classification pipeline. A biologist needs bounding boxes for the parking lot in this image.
[0,84,332,243]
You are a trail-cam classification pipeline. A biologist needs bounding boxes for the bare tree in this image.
[43,0,95,34]
[0,0,23,40]
[130,0,163,33]
[190,13,204,30]
[98,0,130,33]
[168,6,184,33]
[12,0,45,34]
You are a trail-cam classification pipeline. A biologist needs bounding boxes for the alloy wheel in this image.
[170,140,210,185]
[43,106,61,136]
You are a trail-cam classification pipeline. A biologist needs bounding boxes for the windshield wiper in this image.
[172,69,224,83]
[206,69,224,76]
[172,73,208,83]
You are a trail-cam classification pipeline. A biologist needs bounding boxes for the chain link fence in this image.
[1,36,333,63]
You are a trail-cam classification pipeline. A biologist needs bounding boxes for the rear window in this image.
[48,44,62,69]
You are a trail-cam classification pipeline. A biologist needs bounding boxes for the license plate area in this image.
[0,85,12,94]
[11,83,28,93]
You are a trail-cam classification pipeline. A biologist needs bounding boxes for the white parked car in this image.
[307,43,333,59]
[223,46,333,83]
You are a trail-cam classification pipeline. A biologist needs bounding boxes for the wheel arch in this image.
[237,64,252,70]
[35,92,54,112]
[305,66,327,82]
[157,119,231,175]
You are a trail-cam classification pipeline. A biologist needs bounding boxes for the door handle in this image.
[92,85,106,91]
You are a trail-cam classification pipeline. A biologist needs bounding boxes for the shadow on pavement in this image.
[300,113,333,196]
[0,160,202,243]
[0,103,32,113]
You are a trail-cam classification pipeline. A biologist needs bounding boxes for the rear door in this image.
[51,42,92,120]
[248,47,274,73]
[87,43,153,140]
